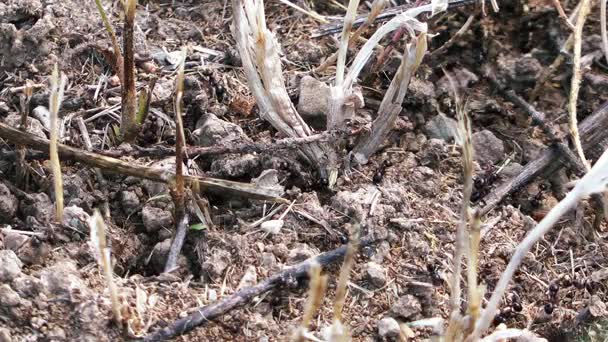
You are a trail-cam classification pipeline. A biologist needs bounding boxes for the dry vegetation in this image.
[1,0,608,341]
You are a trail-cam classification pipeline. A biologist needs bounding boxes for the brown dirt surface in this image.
[1,0,608,341]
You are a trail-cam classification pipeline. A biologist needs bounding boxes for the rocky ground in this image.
[1,0,608,341]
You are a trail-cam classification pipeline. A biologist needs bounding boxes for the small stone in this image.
[207,288,218,302]
[3,232,28,252]
[142,205,173,233]
[0,184,18,223]
[473,130,505,164]
[62,205,91,234]
[201,248,231,278]
[500,163,523,178]
[3,113,46,138]
[31,106,51,129]
[11,275,42,298]
[288,243,317,263]
[120,191,140,214]
[260,252,277,269]
[21,192,53,223]
[377,317,400,340]
[39,261,89,297]
[0,284,21,307]
[237,266,257,290]
[365,262,387,288]
[0,250,23,282]
[390,295,422,320]
[425,114,459,143]
[297,76,330,120]
[0,328,11,342]
[194,113,249,147]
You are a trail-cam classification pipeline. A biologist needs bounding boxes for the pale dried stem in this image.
[49,64,66,223]
[335,0,361,88]
[351,34,426,164]
[552,0,576,30]
[568,0,592,170]
[291,263,328,342]
[165,50,188,273]
[90,210,123,326]
[330,224,360,340]
[444,70,474,341]
[232,0,331,177]
[315,0,386,73]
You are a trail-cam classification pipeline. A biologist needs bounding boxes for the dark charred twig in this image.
[313,0,482,38]
[165,50,188,273]
[428,14,476,58]
[477,101,608,216]
[0,122,284,201]
[485,70,587,175]
[121,0,138,142]
[485,70,606,225]
[142,237,376,342]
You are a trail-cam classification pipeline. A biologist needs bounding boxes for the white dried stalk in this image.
[470,147,608,340]
[344,6,429,91]
[232,0,330,174]
[351,33,427,164]
[49,64,67,222]
[443,70,474,342]
[291,262,328,342]
[329,224,360,342]
[335,0,361,88]
[568,0,592,170]
[90,209,123,326]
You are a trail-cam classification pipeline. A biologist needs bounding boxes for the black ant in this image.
[471,162,498,202]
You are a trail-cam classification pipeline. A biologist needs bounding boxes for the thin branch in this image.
[552,0,576,30]
[165,49,188,273]
[143,237,376,341]
[0,122,285,201]
[568,0,592,170]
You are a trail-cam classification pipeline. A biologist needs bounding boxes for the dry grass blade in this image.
[329,224,360,341]
[315,0,386,73]
[469,148,608,340]
[89,209,123,326]
[351,33,427,164]
[165,49,189,273]
[49,64,67,222]
[94,0,124,80]
[467,211,482,323]
[232,0,331,178]
[335,0,361,88]
[278,0,328,24]
[291,262,328,342]
[444,69,474,341]
[568,0,592,170]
